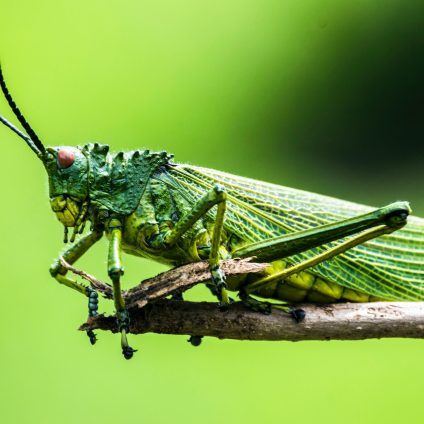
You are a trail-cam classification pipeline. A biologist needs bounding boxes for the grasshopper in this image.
[1,66,423,359]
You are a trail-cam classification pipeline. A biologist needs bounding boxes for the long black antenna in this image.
[0,114,42,156]
[0,64,45,156]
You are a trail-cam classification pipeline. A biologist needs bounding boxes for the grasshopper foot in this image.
[117,309,137,360]
[171,292,184,301]
[120,328,137,360]
[188,335,203,347]
[272,304,305,322]
[218,297,235,311]
[87,287,99,317]
[122,345,137,360]
[290,308,305,323]
[86,287,99,345]
[87,329,97,345]
[218,302,229,312]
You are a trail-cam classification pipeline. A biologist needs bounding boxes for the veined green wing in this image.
[168,164,424,301]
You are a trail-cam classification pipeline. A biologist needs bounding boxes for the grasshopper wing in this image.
[169,164,424,301]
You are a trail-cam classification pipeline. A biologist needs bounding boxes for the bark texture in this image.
[80,300,424,340]
[62,258,424,341]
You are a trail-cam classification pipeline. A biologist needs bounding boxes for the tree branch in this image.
[60,257,268,308]
[60,258,424,341]
[80,300,424,340]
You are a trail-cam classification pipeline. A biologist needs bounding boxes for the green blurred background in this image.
[1,1,423,423]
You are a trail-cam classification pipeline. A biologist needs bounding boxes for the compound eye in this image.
[57,149,75,168]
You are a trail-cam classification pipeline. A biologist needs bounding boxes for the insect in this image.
[1,66,423,359]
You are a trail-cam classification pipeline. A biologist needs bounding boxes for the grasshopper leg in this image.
[150,184,230,309]
[238,291,305,322]
[205,184,230,309]
[236,202,410,320]
[244,222,407,297]
[272,304,305,322]
[239,290,272,314]
[50,229,103,344]
[107,219,137,360]
[232,201,410,262]
[238,214,409,322]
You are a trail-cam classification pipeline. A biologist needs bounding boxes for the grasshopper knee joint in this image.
[108,267,124,279]
[49,260,65,278]
[214,184,226,200]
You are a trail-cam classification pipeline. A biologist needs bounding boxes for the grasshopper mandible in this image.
[1,66,423,359]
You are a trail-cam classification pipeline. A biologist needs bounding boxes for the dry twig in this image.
[80,300,424,341]
[59,258,424,341]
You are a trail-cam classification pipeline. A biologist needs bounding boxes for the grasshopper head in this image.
[44,146,89,229]
[0,67,90,237]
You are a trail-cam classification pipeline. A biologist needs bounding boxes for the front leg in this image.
[107,218,137,360]
[50,228,104,344]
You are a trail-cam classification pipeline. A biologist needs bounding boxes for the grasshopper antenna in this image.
[0,64,45,158]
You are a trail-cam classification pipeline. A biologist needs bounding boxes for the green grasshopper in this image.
[1,65,423,359]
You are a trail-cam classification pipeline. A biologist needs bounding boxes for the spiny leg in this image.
[107,219,136,359]
[50,229,103,344]
[150,184,230,308]
[148,184,229,345]
[235,202,409,321]
[232,201,410,262]
[208,185,230,309]
[245,223,404,295]
[241,222,407,322]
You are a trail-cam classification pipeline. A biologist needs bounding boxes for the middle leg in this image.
[150,184,230,307]
[107,218,137,359]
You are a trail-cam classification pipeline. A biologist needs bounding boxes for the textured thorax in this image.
[83,143,173,215]
[120,176,215,266]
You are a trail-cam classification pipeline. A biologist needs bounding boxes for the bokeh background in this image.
[1,1,423,423]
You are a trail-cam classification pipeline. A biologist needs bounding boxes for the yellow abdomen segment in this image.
[229,260,386,303]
